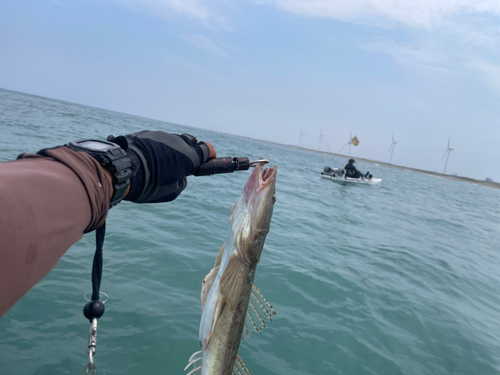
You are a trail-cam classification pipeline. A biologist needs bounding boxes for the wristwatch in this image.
[66,139,133,207]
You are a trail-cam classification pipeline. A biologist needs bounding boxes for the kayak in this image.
[321,173,382,185]
[321,166,382,185]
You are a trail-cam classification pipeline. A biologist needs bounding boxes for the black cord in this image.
[91,222,106,301]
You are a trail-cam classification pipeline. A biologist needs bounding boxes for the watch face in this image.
[79,140,112,152]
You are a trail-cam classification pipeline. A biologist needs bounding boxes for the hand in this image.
[108,131,217,203]
[205,141,217,160]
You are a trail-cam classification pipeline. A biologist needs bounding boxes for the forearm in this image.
[0,131,215,317]
[0,148,112,317]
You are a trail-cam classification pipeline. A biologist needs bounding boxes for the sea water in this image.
[1,88,500,375]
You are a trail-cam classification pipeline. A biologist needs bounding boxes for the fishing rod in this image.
[329,142,349,166]
[191,157,269,176]
[330,135,356,165]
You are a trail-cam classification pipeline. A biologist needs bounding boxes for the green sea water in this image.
[1,88,500,375]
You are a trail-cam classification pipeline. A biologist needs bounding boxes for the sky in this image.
[1,0,500,181]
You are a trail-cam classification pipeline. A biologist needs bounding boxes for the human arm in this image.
[0,132,216,317]
[0,148,112,317]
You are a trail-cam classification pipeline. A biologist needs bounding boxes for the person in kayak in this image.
[344,159,370,179]
[0,130,217,317]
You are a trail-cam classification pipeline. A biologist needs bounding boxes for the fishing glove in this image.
[107,131,211,203]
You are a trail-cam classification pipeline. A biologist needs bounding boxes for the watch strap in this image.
[65,140,132,208]
[105,147,131,207]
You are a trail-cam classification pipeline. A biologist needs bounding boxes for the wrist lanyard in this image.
[84,223,106,375]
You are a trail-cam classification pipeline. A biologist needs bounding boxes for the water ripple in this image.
[1,89,500,375]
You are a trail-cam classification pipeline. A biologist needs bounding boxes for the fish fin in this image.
[185,349,203,374]
[232,354,252,375]
[220,254,249,311]
[229,202,238,223]
[201,266,219,312]
[209,295,225,341]
[242,285,276,341]
[203,293,226,349]
[186,366,201,375]
[214,243,225,268]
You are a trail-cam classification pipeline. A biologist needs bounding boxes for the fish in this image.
[185,161,278,375]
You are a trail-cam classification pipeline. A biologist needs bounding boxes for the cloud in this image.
[115,0,233,30]
[118,0,211,20]
[256,0,500,30]
[115,1,500,45]
[448,20,500,49]
[363,37,451,73]
[183,34,229,56]
[466,59,500,96]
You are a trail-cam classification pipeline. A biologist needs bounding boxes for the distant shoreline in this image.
[217,131,499,190]
[2,88,497,190]
[288,145,500,191]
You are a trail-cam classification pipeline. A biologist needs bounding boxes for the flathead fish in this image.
[185,161,277,375]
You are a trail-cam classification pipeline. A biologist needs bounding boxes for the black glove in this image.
[107,131,211,203]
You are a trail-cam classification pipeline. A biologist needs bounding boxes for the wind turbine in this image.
[318,130,324,151]
[325,139,331,153]
[442,138,453,174]
[298,128,306,147]
[388,134,399,164]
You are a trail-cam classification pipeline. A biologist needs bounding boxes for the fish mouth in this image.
[243,161,277,207]
[262,166,276,182]
[239,161,277,261]
[256,164,277,194]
